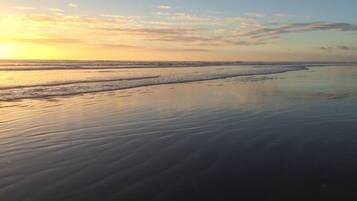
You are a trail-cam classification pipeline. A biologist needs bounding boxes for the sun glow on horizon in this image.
[0,44,10,59]
[0,0,356,61]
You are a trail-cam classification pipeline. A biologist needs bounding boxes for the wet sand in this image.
[1,66,357,201]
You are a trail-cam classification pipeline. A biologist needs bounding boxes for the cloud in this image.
[10,6,36,10]
[98,27,203,35]
[9,37,82,44]
[101,43,210,52]
[273,13,310,19]
[169,13,221,25]
[98,26,264,47]
[100,14,136,19]
[5,9,357,51]
[22,14,114,25]
[100,44,141,49]
[8,12,267,47]
[245,12,265,18]
[46,8,64,12]
[98,27,222,44]
[241,22,357,41]
[158,5,171,10]
[155,48,210,52]
[34,15,92,23]
[153,12,171,16]
[319,45,357,52]
[148,35,219,43]
[68,3,78,8]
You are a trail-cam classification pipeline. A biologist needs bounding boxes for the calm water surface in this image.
[0,66,357,201]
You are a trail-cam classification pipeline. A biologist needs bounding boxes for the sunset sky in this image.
[0,0,357,61]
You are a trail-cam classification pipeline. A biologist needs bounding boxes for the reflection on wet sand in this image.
[0,66,357,201]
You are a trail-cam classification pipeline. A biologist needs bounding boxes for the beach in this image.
[1,63,357,200]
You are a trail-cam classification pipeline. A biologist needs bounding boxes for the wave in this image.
[0,61,237,71]
[0,60,347,71]
[0,76,160,90]
[0,65,307,101]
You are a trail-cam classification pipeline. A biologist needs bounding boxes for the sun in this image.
[0,44,9,59]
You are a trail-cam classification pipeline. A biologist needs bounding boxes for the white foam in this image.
[0,60,330,71]
[0,64,307,101]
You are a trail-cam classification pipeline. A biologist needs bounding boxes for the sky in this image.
[0,0,357,61]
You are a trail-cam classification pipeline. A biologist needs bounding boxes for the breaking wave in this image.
[0,60,330,71]
[0,63,308,101]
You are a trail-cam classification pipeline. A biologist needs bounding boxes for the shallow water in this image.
[0,61,307,101]
[0,65,357,201]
